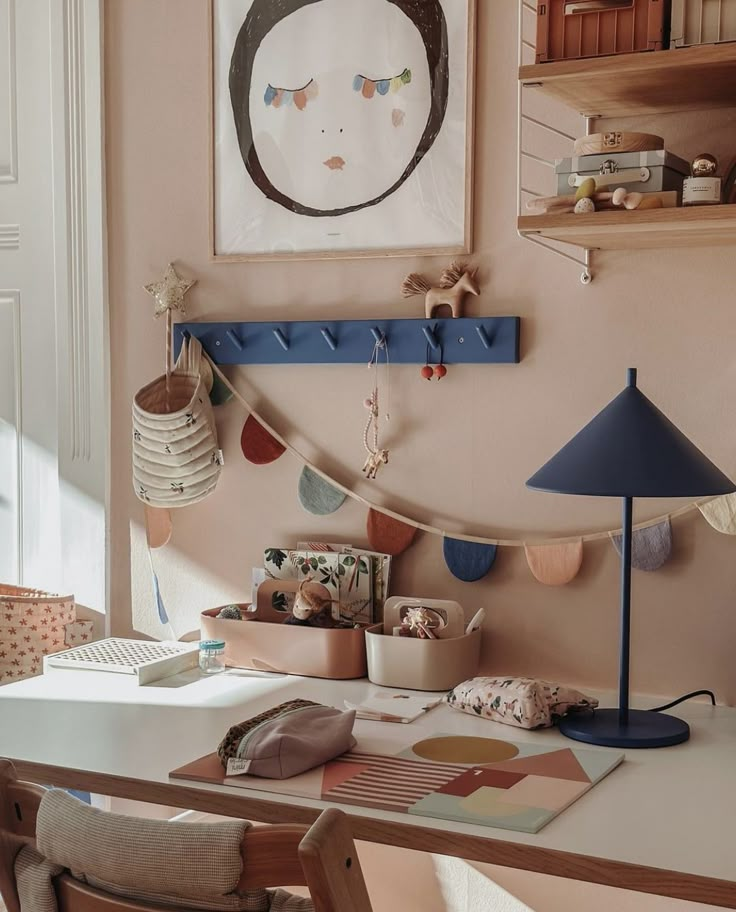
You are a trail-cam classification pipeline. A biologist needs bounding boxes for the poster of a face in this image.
[212,0,475,259]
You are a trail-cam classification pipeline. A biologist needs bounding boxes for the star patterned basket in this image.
[0,584,93,683]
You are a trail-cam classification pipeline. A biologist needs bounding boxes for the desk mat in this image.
[170,733,623,834]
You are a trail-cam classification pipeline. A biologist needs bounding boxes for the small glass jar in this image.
[199,639,226,675]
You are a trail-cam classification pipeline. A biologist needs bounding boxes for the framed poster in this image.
[210,0,476,261]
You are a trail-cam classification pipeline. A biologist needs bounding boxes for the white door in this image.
[0,0,107,618]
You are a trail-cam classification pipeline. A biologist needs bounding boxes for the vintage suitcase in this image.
[536,0,670,63]
[555,149,689,197]
[670,0,736,47]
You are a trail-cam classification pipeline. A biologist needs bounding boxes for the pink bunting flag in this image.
[525,540,583,586]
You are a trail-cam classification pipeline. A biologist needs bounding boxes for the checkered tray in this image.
[44,637,199,685]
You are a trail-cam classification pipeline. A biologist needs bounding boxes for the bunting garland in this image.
[698,493,736,534]
[204,358,726,582]
[367,509,417,556]
[611,519,672,571]
[144,505,172,550]
[241,415,286,465]
[525,540,583,586]
[443,538,497,582]
[298,466,347,516]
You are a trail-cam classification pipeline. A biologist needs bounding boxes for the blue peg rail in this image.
[174,317,521,366]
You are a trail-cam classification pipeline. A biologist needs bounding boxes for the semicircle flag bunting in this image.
[209,370,234,406]
[367,509,417,556]
[698,493,736,534]
[611,518,672,571]
[241,415,286,465]
[206,356,730,551]
[298,466,347,515]
[525,540,583,586]
[144,505,173,550]
[443,538,497,582]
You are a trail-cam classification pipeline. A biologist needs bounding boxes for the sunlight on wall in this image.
[129,518,243,640]
[433,856,533,912]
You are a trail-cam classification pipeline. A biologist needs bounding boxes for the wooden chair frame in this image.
[0,760,372,912]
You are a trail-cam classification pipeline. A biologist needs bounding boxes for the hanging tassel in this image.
[146,547,170,627]
[699,493,736,535]
[241,415,286,465]
[298,466,346,515]
[525,540,583,586]
[443,538,497,582]
[611,518,672,571]
[366,509,417,556]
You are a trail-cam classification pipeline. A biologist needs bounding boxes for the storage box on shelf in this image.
[535,0,670,64]
[670,0,736,47]
[556,149,688,198]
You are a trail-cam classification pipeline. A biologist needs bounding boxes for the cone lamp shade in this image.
[527,369,735,748]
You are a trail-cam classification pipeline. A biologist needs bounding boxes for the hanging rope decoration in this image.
[209,356,726,553]
[362,335,391,480]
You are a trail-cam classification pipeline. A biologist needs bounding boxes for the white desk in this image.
[0,667,734,908]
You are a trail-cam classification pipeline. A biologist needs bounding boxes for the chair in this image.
[0,760,373,912]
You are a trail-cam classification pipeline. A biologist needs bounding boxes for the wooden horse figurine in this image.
[363,448,389,480]
[362,390,389,480]
[401,261,480,319]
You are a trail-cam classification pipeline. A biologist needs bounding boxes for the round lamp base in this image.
[559,708,690,749]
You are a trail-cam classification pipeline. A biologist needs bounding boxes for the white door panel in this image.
[0,0,107,618]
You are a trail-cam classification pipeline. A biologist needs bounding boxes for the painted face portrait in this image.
[229,0,449,218]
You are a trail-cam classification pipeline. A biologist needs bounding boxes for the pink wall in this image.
[105,0,736,706]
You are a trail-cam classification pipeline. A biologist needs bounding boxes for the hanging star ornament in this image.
[144,263,196,318]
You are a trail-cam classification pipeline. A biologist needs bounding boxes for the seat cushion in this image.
[36,789,265,910]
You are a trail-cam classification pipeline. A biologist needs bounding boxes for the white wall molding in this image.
[0,223,19,248]
[0,290,22,581]
[51,0,109,622]
[64,0,92,462]
[0,0,17,183]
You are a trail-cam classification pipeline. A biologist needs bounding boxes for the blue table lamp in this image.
[527,369,735,748]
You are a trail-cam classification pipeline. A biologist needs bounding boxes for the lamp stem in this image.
[619,495,633,726]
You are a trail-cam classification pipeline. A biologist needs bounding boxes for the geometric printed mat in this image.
[170,733,623,834]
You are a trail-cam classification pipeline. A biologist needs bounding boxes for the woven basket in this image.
[0,584,93,683]
[132,337,221,508]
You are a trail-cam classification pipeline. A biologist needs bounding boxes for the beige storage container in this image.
[365,627,481,692]
[670,0,736,46]
[201,608,378,680]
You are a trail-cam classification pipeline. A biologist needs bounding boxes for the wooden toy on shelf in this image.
[401,261,480,319]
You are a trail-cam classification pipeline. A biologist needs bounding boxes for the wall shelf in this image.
[519,42,736,118]
[174,318,521,366]
[518,204,736,251]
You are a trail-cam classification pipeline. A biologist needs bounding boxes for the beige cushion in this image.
[15,844,63,912]
[36,789,271,911]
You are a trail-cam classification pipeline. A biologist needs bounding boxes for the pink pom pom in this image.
[364,397,373,408]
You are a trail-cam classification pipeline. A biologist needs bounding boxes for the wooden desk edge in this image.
[11,759,734,910]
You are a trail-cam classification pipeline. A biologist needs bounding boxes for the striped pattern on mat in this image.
[323,752,468,811]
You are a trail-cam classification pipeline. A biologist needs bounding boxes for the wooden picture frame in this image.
[209,0,477,262]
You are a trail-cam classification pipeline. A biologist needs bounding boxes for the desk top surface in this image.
[0,667,733,888]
